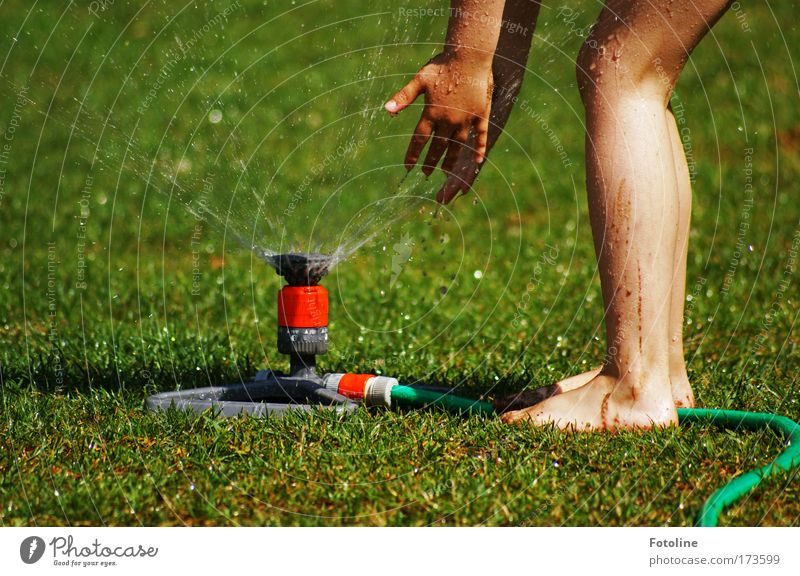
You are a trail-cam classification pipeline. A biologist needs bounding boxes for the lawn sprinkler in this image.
[145,252,401,417]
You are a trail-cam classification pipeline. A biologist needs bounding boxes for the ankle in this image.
[595,365,672,406]
[600,362,669,387]
[669,362,689,382]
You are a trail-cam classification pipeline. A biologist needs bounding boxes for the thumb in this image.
[385,74,424,114]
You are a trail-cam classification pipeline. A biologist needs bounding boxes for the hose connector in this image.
[322,373,398,407]
[364,376,398,408]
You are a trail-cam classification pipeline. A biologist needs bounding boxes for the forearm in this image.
[493,0,541,83]
[443,0,507,67]
[488,0,542,147]
[436,0,542,202]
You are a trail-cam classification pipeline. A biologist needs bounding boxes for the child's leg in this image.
[497,105,695,414]
[498,128,695,416]
[503,0,730,430]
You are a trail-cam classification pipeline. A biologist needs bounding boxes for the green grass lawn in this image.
[1,1,799,526]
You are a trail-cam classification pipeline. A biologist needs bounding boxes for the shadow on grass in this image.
[1,348,259,396]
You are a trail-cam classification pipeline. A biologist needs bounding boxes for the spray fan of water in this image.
[2,1,453,275]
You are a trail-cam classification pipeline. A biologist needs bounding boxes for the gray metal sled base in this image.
[145,366,358,418]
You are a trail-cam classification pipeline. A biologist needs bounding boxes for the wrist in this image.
[442,46,494,69]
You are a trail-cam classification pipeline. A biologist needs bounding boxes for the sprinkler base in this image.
[145,369,358,418]
[146,251,350,418]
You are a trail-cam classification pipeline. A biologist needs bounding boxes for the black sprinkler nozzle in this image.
[271,252,331,286]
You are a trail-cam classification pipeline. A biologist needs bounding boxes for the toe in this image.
[501,407,534,424]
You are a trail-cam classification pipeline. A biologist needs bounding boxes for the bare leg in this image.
[554,107,695,406]
[497,106,693,414]
[503,0,731,430]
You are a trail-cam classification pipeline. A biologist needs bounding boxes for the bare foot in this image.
[557,368,603,392]
[493,368,600,413]
[496,367,695,413]
[501,373,678,431]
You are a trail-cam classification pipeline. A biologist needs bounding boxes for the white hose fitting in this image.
[364,376,398,408]
[322,372,344,393]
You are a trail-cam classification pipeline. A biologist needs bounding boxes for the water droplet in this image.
[209,109,223,124]
[473,270,483,279]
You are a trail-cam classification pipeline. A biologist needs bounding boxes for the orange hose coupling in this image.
[322,373,399,406]
[336,373,375,400]
[277,285,329,328]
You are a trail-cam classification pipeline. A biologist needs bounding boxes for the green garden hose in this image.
[675,408,800,527]
[389,385,800,527]
[390,385,497,416]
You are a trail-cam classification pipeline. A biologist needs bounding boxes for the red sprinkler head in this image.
[272,253,332,370]
[277,284,329,356]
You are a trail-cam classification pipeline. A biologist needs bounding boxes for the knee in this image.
[576,32,673,107]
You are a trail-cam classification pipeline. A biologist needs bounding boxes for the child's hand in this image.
[385,53,492,176]
[436,74,521,204]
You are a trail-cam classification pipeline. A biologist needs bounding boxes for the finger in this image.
[385,74,424,114]
[459,165,480,192]
[438,155,481,204]
[421,129,452,176]
[441,182,470,205]
[436,130,479,204]
[441,128,469,175]
[437,177,462,204]
[473,114,490,163]
[437,169,471,204]
[404,118,434,170]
